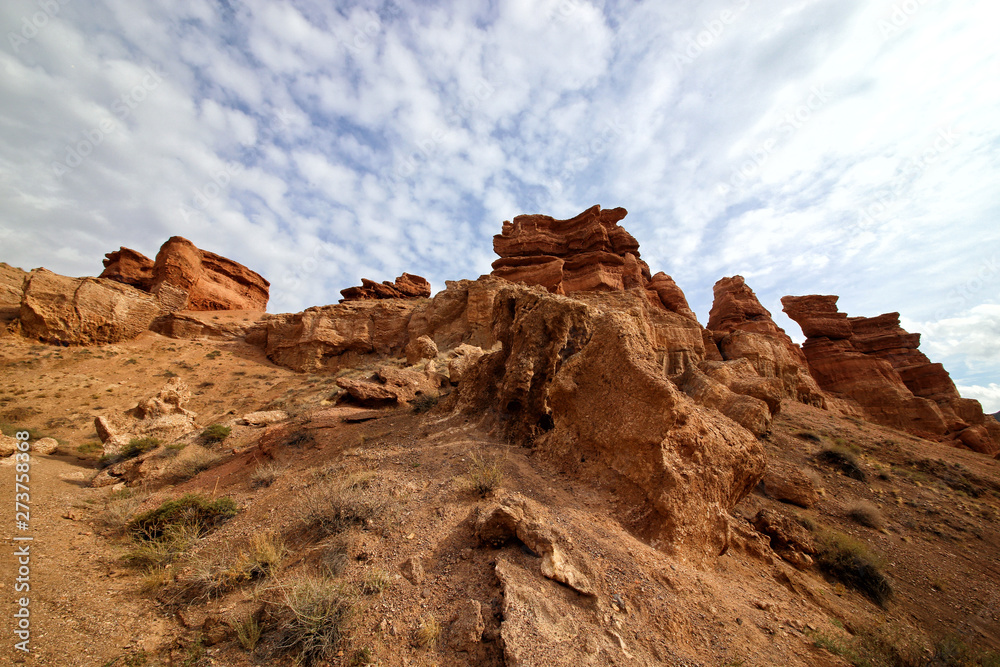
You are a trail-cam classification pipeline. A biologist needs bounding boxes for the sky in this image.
[0,0,998,411]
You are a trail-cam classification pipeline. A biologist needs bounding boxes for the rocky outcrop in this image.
[93,378,197,460]
[782,295,1000,455]
[18,269,161,345]
[707,277,826,408]
[336,366,443,406]
[457,284,766,556]
[255,300,419,373]
[100,248,155,290]
[100,237,269,312]
[339,273,431,302]
[0,262,27,328]
[490,205,696,318]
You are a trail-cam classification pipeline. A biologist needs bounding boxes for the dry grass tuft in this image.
[274,575,353,665]
[464,449,507,497]
[298,474,389,536]
[846,500,886,529]
[414,613,441,650]
[250,460,286,489]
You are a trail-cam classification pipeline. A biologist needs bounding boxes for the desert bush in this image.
[846,501,886,529]
[231,615,263,653]
[809,622,923,667]
[123,523,202,570]
[414,614,441,650]
[817,445,867,481]
[99,436,161,468]
[359,568,391,595]
[815,529,892,607]
[465,449,506,497]
[251,461,286,489]
[99,487,151,534]
[408,393,439,414]
[929,634,1000,666]
[127,493,237,541]
[184,532,287,600]
[318,540,350,577]
[200,423,231,443]
[298,476,388,536]
[168,448,222,481]
[275,575,353,665]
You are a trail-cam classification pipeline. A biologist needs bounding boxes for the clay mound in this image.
[339,272,431,302]
[457,283,766,556]
[100,236,269,312]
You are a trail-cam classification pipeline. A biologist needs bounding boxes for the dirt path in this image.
[1,452,173,666]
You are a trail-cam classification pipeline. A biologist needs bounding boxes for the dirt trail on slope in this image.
[0,452,173,666]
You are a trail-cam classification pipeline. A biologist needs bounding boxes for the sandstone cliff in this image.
[339,273,431,302]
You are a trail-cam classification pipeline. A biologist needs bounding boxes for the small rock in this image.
[448,599,485,651]
[34,437,59,455]
[241,410,288,426]
[401,556,425,585]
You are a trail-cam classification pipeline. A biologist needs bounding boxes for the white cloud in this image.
[956,384,1000,415]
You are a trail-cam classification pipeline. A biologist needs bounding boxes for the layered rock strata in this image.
[339,273,431,302]
[782,295,1000,455]
[100,236,269,312]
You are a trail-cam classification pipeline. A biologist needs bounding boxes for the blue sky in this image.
[1,0,998,411]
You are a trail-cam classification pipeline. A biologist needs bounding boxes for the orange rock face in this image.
[490,205,696,319]
[101,237,269,312]
[707,277,826,408]
[339,273,431,302]
[781,295,1000,455]
[100,248,154,291]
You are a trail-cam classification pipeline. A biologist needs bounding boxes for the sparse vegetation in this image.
[409,393,439,414]
[205,350,221,360]
[359,568,391,595]
[99,487,152,534]
[231,614,263,653]
[275,575,353,665]
[127,493,238,541]
[414,613,441,650]
[200,423,231,443]
[250,460,286,488]
[298,474,389,536]
[99,436,161,468]
[817,444,867,481]
[814,528,892,607]
[465,449,506,496]
[183,532,287,600]
[809,622,922,667]
[168,448,222,481]
[846,500,886,529]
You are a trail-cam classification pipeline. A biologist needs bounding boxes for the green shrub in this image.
[200,424,231,443]
[99,437,161,468]
[127,493,237,541]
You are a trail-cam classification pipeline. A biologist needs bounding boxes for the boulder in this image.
[675,365,772,437]
[448,599,485,652]
[459,284,766,556]
[99,248,154,290]
[751,509,816,570]
[760,459,819,508]
[475,491,596,596]
[447,344,487,385]
[257,300,418,373]
[0,434,18,458]
[405,334,438,365]
[93,378,197,459]
[34,437,59,455]
[340,273,431,302]
[18,269,161,345]
[336,366,441,407]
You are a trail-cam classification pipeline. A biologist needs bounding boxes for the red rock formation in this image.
[101,237,269,312]
[339,273,431,302]
[490,205,696,319]
[781,295,1000,455]
[0,262,26,327]
[707,277,826,408]
[100,248,154,290]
